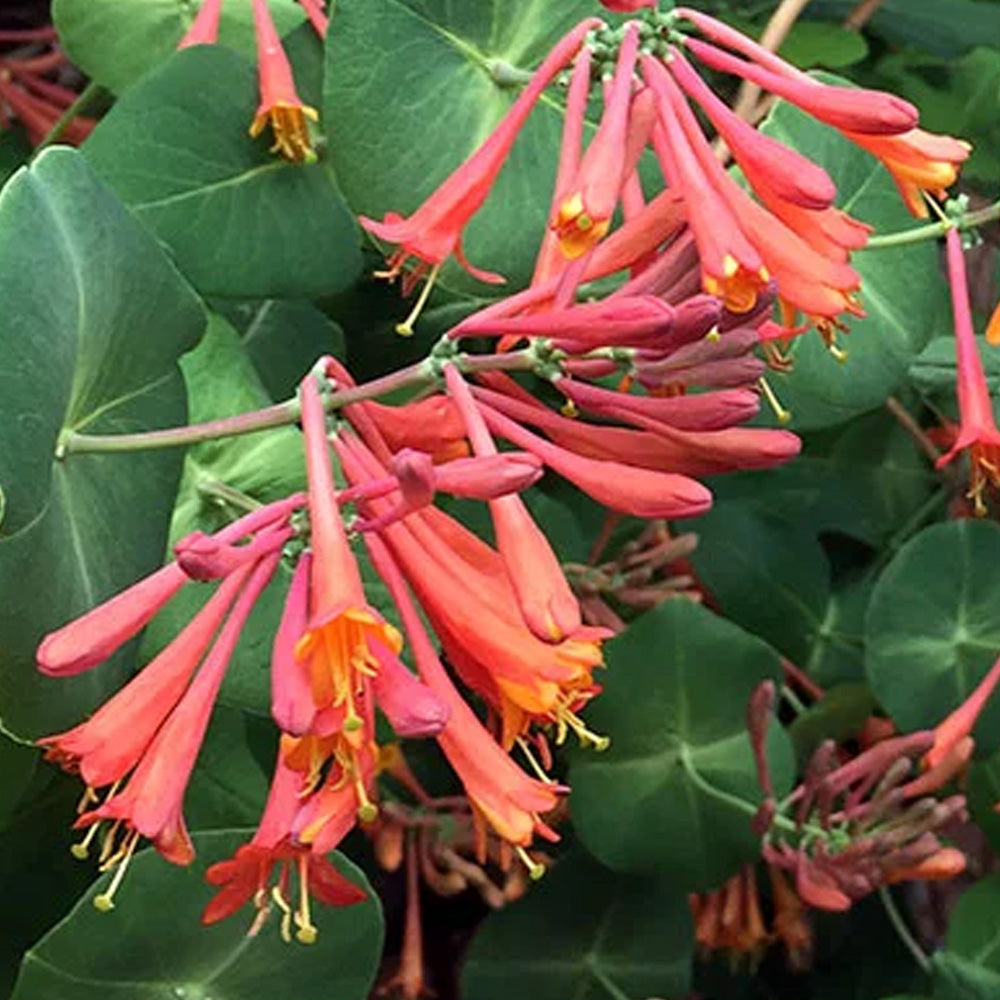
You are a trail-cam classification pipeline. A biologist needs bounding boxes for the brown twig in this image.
[843,0,888,31]
[732,0,815,123]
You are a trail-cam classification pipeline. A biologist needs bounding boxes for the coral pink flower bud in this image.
[38,563,188,677]
[369,639,450,738]
[271,554,315,736]
[174,523,292,581]
[178,0,224,49]
[552,22,641,259]
[389,449,436,509]
[683,37,917,136]
[38,566,252,789]
[434,452,544,499]
[598,0,655,9]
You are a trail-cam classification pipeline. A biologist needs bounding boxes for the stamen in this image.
[395,262,442,337]
[76,785,99,815]
[356,775,379,824]
[98,820,123,866]
[515,846,546,881]
[294,854,319,944]
[93,830,140,912]
[553,698,610,750]
[271,883,294,943]
[70,822,102,860]
[758,377,791,426]
[515,737,558,784]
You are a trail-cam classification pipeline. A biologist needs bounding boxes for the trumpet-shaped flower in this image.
[249,0,318,163]
[935,228,1000,514]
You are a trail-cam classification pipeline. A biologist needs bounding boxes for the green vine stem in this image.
[57,349,538,458]
[864,201,1000,250]
[878,887,933,975]
[33,80,105,155]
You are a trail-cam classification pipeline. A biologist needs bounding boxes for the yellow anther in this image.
[395,262,441,337]
[758,377,791,426]
[515,846,546,881]
[705,326,721,343]
[93,830,139,912]
[71,823,101,860]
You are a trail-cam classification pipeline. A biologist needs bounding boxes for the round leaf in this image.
[461,850,694,1000]
[0,148,205,739]
[324,0,596,295]
[11,830,383,1000]
[53,0,305,94]
[865,520,1000,749]
[83,46,361,299]
[569,598,793,888]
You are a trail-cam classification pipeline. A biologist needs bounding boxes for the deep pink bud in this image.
[270,554,316,736]
[178,0,225,49]
[684,37,918,136]
[598,0,655,9]
[38,564,188,677]
[174,523,292,581]
[369,639,450,737]
[434,452,544,499]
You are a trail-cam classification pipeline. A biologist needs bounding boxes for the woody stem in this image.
[58,350,537,457]
[865,202,1000,249]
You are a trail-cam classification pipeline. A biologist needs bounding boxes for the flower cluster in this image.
[0,25,96,145]
[36,1,977,945]
[749,683,968,914]
[361,5,967,354]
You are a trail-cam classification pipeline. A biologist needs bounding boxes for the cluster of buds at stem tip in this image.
[0,26,97,145]
[358,4,967,356]
[748,682,969,913]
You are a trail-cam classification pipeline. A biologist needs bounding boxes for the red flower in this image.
[178,0,224,49]
[935,228,1000,514]
[203,742,367,941]
[249,0,318,163]
[359,18,599,321]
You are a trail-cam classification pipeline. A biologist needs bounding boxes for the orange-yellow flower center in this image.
[702,255,770,314]
[250,101,320,164]
[551,192,611,259]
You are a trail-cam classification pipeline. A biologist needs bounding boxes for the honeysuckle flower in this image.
[987,298,1000,347]
[551,22,640,260]
[178,0,224,49]
[37,495,304,677]
[334,431,608,749]
[769,867,814,971]
[353,395,469,464]
[645,55,863,322]
[75,552,283,909]
[203,742,367,941]
[39,567,254,791]
[921,651,1000,773]
[473,394,713,519]
[249,0,318,164]
[444,364,582,642]
[366,532,563,854]
[291,373,407,772]
[935,228,1000,515]
[691,867,769,967]
[359,18,600,320]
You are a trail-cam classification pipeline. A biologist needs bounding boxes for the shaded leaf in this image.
[0,148,205,739]
[570,598,793,888]
[53,0,305,93]
[84,45,361,299]
[462,850,694,1000]
[11,830,383,1000]
[865,520,1000,751]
